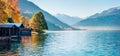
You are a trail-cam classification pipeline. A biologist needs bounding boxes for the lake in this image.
[0,30,120,56]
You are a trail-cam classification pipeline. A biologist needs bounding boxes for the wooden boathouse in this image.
[0,23,32,42]
[0,23,24,37]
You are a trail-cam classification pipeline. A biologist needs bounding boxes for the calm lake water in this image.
[0,30,120,56]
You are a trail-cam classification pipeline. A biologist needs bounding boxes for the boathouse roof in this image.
[0,23,24,28]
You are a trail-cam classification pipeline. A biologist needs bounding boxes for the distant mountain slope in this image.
[47,21,62,30]
[55,14,82,26]
[18,0,71,30]
[75,6,120,26]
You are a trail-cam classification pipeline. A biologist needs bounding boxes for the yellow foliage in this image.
[0,0,8,23]
[20,16,30,28]
[0,0,20,23]
[29,19,37,31]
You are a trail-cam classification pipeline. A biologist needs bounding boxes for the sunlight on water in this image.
[42,31,120,56]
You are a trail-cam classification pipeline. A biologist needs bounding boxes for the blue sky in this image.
[29,0,120,18]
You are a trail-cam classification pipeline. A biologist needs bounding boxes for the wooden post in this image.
[9,28,11,43]
[18,28,21,41]
[9,28,11,36]
[12,28,13,35]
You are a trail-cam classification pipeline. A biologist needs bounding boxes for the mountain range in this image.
[55,14,82,26]
[18,0,71,30]
[75,6,120,27]
[18,0,120,29]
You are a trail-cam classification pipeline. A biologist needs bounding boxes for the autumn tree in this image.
[0,0,20,23]
[0,0,8,23]
[30,11,48,32]
[20,16,30,28]
[4,0,21,23]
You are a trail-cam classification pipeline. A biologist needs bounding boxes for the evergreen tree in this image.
[7,18,14,23]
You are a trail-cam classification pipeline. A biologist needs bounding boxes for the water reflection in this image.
[20,34,45,56]
[0,40,20,56]
[0,34,45,56]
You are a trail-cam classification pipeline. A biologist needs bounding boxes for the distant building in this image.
[21,28,32,36]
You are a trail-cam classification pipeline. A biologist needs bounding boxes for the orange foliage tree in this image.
[0,0,20,23]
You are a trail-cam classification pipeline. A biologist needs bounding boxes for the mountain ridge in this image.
[55,14,82,26]
[75,6,120,27]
